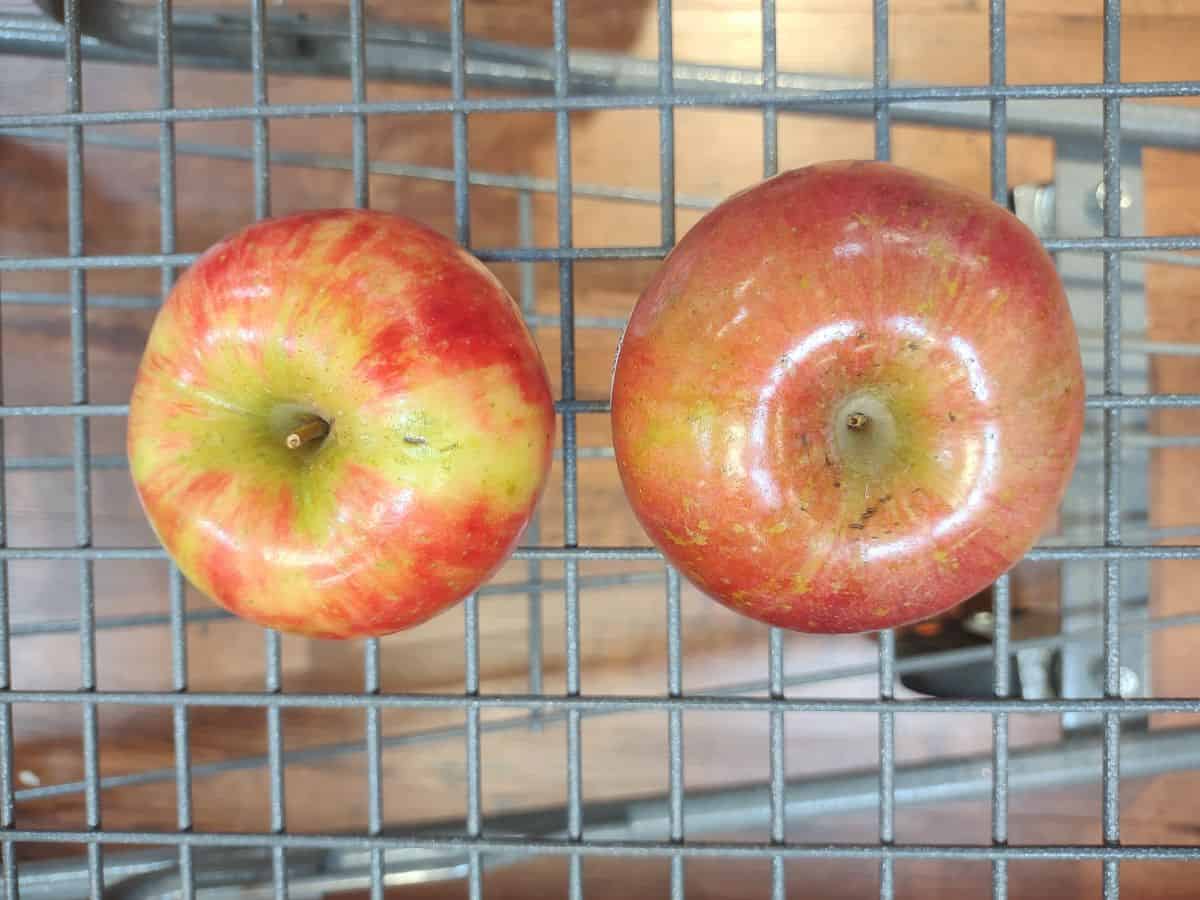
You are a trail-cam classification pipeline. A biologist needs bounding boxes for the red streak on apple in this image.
[612,161,1084,633]
[128,209,555,638]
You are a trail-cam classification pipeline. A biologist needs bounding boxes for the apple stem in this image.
[846,412,870,431]
[286,416,330,450]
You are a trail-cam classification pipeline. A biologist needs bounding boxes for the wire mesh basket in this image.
[0,0,1199,897]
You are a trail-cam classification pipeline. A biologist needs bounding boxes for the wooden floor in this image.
[1,0,1199,896]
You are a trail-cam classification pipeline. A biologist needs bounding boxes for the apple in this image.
[128,210,556,638]
[611,161,1084,634]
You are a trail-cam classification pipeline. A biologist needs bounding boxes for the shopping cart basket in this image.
[1,0,1199,896]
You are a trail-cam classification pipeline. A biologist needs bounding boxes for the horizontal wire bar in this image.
[0,405,129,417]
[3,235,1198,271]
[0,544,1198,562]
[1081,394,1200,409]
[2,80,1200,130]
[0,247,667,271]
[1,290,161,309]
[0,399,612,417]
[1,446,615,473]
[0,689,1197,714]
[1048,236,1200,253]
[4,455,127,472]
[0,291,628,334]
[5,393,1200,420]
[3,829,1200,861]
[8,435,1200,474]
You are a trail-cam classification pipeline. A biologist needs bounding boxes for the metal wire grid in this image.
[1,0,1200,898]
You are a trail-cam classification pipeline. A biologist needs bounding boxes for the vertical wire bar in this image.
[660,0,679,883]
[250,4,284,895]
[348,0,368,210]
[666,567,684,900]
[762,1,783,891]
[518,190,544,730]
[1101,2,1123,898]
[156,5,193,896]
[657,0,676,246]
[0,271,17,895]
[878,630,896,900]
[873,0,891,162]
[250,0,270,220]
[448,2,480,893]
[364,639,383,900]
[347,8,380,893]
[156,0,177,308]
[64,1,102,894]
[551,0,581,895]
[873,2,894,897]
[762,0,778,178]
[768,628,786,900]
[265,631,286,900]
[465,595,483,900]
[449,0,470,246]
[990,575,1011,900]
[988,5,1010,900]
[988,0,1008,211]
[168,569,194,899]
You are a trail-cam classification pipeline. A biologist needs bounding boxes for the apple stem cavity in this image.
[832,391,899,477]
[285,415,330,450]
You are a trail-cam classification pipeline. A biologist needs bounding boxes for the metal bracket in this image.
[1014,140,1151,731]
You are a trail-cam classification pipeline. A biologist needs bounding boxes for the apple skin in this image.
[611,161,1084,634]
[128,210,556,638]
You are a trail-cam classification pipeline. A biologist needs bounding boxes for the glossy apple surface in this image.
[128,210,556,638]
[611,161,1084,633]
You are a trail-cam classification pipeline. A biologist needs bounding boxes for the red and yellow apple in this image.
[128,210,556,638]
[611,161,1084,633]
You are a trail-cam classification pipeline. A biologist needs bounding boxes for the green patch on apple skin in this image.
[823,354,964,525]
[142,364,548,548]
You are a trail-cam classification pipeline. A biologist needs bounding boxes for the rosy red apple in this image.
[128,210,556,638]
[611,161,1084,633]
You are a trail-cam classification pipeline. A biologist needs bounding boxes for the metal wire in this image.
[4,78,1200,132]
[761,5,784,898]
[7,388,1200,421]
[1,0,1198,894]
[0,184,15,899]
[1101,4,1124,898]
[519,191,547,736]
[988,4,1010,899]
[364,638,384,900]
[465,595,483,900]
[555,2,584,893]
[1,689,1197,715]
[666,567,684,900]
[154,4,195,896]
[6,232,1200,272]
[3,542,1200,564]
[4,827,1200,861]
[871,5,895,898]
[60,1,104,895]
